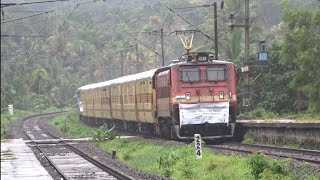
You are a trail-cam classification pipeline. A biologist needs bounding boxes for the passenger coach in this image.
[77,52,237,140]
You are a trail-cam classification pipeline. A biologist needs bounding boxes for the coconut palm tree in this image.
[31,66,49,95]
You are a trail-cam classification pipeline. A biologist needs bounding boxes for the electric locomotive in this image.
[77,52,237,140]
[155,52,237,139]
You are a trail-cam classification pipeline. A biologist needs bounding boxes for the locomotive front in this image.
[157,52,237,139]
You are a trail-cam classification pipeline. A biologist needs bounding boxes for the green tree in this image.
[31,66,49,95]
[250,44,302,113]
[281,1,320,111]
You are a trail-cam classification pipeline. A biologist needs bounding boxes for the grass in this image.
[49,110,320,180]
[243,133,255,144]
[238,108,278,120]
[0,106,69,139]
[96,139,254,179]
[96,139,320,180]
[238,108,320,121]
[49,110,97,138]
[0,110,33,139]
[281,113,320,121]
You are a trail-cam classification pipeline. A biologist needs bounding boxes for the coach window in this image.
[206,66,226,82]
[181,68,201,83]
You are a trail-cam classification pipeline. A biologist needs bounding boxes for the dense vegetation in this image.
[1,0,320,116]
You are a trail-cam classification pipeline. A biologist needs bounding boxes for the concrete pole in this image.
[245,0,250,64]
[214,2,218,60]
[160,28,165,66]
[244,0,250,108]
[136,43,139,73]
[120,50,123,76]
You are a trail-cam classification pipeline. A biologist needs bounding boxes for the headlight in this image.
[186,92,191,100]
[219,91,224,99]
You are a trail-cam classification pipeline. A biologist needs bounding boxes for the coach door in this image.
[155,70,171,117]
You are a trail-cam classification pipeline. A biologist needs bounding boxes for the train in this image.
[77,52,237,140]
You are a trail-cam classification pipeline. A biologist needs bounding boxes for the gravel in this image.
[6,114,320,180]
[39,119,178,180]
[7,114,172,180]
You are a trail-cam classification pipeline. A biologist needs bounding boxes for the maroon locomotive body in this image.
[78,52,237,139]
[154,52,237,139]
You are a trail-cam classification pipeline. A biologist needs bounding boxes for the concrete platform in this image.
[1,139,53,180]
[236,120,320,149]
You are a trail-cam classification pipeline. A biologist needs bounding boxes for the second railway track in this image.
[207,143,320,165]
[20,112,135,180]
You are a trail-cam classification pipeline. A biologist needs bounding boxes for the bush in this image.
[61,125,69,132]
[247,153,270,179]
[159,151,179,177]
[247,108,278,119]
[92,123,116,142]
[243,133,255,144]
[122,151,132,161]
[66,110,79,122]
[247,153,288,179]
[158,147,191,177]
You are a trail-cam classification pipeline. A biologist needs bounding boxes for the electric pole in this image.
[120,50,124,76]
[128,54,132,74]
[229,0,250,108]
[245,0,249,64]
[160,28,165,66]
[213,2,218,60]
[136,43,139,73]
[126,30,164,67]
[244,0,250,108]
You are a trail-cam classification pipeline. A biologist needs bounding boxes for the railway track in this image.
[20,112,135,180]
[207,143,320,164]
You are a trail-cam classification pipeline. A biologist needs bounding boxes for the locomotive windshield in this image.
[181,68,200,83]
[206,66,226,81]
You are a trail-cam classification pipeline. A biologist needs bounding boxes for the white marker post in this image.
[8,104,13,115]
[194,134,202,160]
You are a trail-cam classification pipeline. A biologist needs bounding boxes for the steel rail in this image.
[20,113,69,179]
[36,113,136,180]
[22,129,69,180]
[19,112,66,132]
[63,141,136,180]
[207,143,320,165]
[239,143,320,156]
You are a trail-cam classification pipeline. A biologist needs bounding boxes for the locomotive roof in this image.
[210,60,234,64]
[170,59,234,65]
[78,58,234,91]
[78,68,158,91]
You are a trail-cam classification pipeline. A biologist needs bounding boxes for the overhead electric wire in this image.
[3,10,51,13]
[1,10,54,24]
[173,6,209,15]
[161,3,214,41]
[103,45,136,55]
[68,0,97,17]
[1,0,69,8]
[1,25,46,60]
[161,0,252,39]
[1,34,45,37]
[125,31,162,57]
[1,0,97,61]
[173,3,214,9]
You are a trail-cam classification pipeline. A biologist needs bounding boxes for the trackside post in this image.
[8,104,13,115]
[194,134,202,160]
